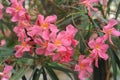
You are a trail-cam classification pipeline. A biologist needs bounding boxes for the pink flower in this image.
[35,14,58,32]
[6,0,29,22]
[0,39,6,47]
[50,24,78,49]
[88,37,109,67]
[102,0,107,6]
[0,66,12,80]
[0,4,3,19]
[35,40,54,56]
[80,0,98,16]
[52,47,73,63]
[74,55,93,80]
[103,19,120,45]
[15,41,31,58]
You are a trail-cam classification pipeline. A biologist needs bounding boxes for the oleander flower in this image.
[74,55,93,80]
[103,19,120,45]
[0,66,12,80]
[80,0,99,16]
[0,4,3,19]
[88,36,109,67]
[6,0,30,22]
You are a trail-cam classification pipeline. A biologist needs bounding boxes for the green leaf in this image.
[10,66,30,80]
[107,0,113,14]
[47,62,73,80]
[43,67,47,80]
[115,2,120,19]
[45,65,59,80]
[112,49,120,70]
[32,67,43,80]
[108,49,117,80]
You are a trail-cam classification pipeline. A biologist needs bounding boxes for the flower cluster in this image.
[79,0,107,16]
[75,19,120,80]
[6,0,78,63]
[0,0,120,80]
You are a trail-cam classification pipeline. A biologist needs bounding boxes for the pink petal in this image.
[11,14,19,22]
[2,77,9,80]
[57,46,66,52]
[22,46,30,52]
[19,10,26,16]
[86,67,93,73]
[74,65,80,71]
[0,4,3,9]
[98,51,108,60]
[6,7,15,14]
[102,0,107,6]
[62,38,71,47]
[111,28,120,37]
[88,39,95,49]
[104,19,118,29]
[52,53,60,61]
[72,39,79,47]
[36,14,44,25]
[15,47,24,58]
[0,39,6,46]
[109,35,114,45]
[42,30,50,40]
[47,43,56,52]
[57,31,65,39]
[87,7,92,16]
[95,57,98,67]
[35,48,45,55]
[45,15,57,23]
[49,24,59,33]
[34,38,43,46]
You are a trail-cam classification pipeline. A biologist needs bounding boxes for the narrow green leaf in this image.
[108,49,117,80]
[45,65,59,80]
[115,2,120,19]
[112,49,120,70]
[107,0,113,14]
[10,66,30,80]
[43,68,47,80]
[32,67,43,80]
[47,63,73,80]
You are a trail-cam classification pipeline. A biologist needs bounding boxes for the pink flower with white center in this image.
[15,41,31,58]
[0,66,12,80]
[103,19,120,45]
[0,4,3,19]
[74,55,93,80]
[88,36,109,67]
[6,0,29,22]
[80,0,98,16]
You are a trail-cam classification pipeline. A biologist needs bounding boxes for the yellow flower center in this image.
[42,23,48,29]
[55,40,61,46]
[16,6,21,12]
[79,63,85,70]
[43,41,48,47]
[106,29,112,34]
[95,45,99,49]
[21,42,26,47]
